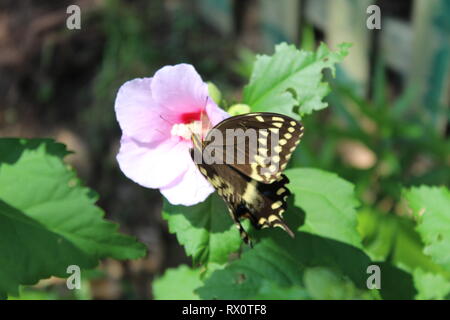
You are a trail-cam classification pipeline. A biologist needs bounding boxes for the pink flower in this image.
[115,64,229,205]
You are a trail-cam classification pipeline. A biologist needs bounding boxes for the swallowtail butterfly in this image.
[190,112,303,246]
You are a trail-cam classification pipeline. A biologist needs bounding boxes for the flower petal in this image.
[151,64,208,118]
[206,99,230,126]
[115,78,171,143]
[160,161,214,206]
[117,135,190,188]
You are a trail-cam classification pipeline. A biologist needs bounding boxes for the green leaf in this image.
[9,287,60,300]
[162,193,242,265]
[376,262,417,300]
[249,282,309,300]
[243,42,350,118]
[197,237,302,299]
[153,265,203,300]
[357,208,397,260]
[197,169,378,300]
[303,267,375,300]
[197,231,373,300]
[286,168,362,248]
[207,82,222,106]
[413,268,450,300]
[404,186,450,271]
[228,103,251,116]
[357,207,450,277]
[0,138,146,297]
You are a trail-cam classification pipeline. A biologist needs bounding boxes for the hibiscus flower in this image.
[115,64,229,205]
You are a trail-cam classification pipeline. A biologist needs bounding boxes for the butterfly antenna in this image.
[159,115,174,125]
[154,128,166,136]
[202,96,209,132]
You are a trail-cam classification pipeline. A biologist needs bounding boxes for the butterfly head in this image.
[169,107,212,148]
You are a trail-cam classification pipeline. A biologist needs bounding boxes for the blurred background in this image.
[0,0,448,299]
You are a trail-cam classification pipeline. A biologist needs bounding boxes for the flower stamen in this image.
[171,121,203,140]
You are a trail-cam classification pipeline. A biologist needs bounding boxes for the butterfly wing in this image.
[203,112,303,184]
[191,148,294,245]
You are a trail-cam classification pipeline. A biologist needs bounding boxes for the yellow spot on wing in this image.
[211,175,222,188]
[258,217,267,225]
[273,222,287,231]
[270,128,280,134]
[254,154,267,165]
[242,180,258,203]
[259,130,269,137]
[271,201,283,209]
[258,147,268,156]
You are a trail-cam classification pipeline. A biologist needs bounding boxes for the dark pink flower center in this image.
[171,109,210,142]
[180,111,202,124]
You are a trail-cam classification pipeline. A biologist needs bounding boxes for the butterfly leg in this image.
[237,222,253,248]
[228,208,253,248]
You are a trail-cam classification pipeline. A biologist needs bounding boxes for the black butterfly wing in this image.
[203,112,304,184]
[191,148,294,245]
